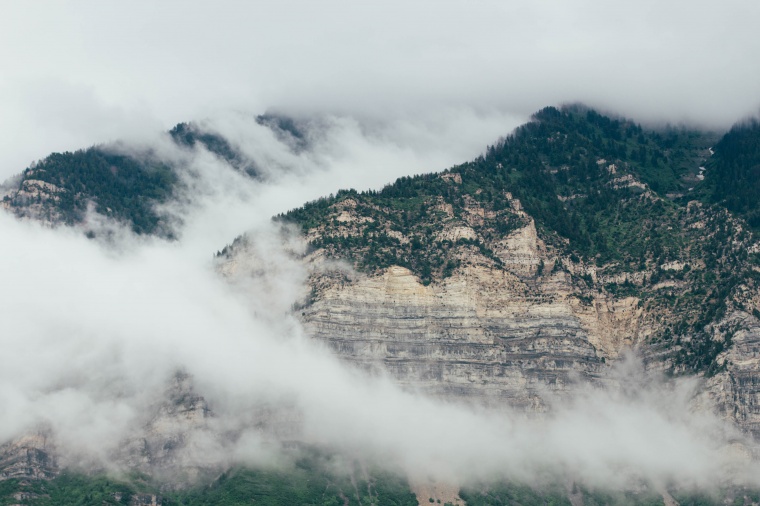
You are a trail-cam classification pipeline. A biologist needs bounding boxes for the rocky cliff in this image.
[261,106,760,442]
[222,203,760,431]
[0,433,58,482]
[3,105,760,502]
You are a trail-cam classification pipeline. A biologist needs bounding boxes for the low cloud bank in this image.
[0,115,757,491]
[3,1,760,178]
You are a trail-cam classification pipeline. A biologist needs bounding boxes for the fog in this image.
[1,120,757,493]
[2,0,760,494]
[2,1,760,178]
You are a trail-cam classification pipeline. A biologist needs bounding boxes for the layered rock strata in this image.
[0,433,57,481]
[302,262,606,410]
[214,218,652,413]
[703,316,760,443]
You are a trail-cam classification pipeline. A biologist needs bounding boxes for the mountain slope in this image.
[0,120,264,235]
[3,105,760,502]
[219,105,760,440]
[703,118,760,230]
[277,106,757,373]
[0,147,177,234]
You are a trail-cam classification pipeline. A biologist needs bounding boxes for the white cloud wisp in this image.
[0,121,757,492]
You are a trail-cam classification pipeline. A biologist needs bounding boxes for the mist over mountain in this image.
[2,1,760,180]
[3,1,760,504]
[1,103,760,505]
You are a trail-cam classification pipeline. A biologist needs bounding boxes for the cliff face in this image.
[3,105,760,496]
[116,373,216,484]
[269,106,760,440]
[300,229,610,411]
[702,317,760,441]
[0,433,57,481]
[278,214,760,439]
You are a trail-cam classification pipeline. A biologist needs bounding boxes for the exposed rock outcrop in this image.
[0,433,57,481]
[702,315,760,444]
[302,261,605,410]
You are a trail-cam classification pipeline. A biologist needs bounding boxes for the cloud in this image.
[2,4,760,488]
[0,126,757,492]
[1,0,759,178]
[114,109,526,254]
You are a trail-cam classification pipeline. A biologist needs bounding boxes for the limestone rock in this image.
[0,432,57,481]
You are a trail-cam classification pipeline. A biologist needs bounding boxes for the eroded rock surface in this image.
[302,262,605,410]
[0,433,57,481]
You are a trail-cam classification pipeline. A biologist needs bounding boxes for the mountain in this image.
[0,120,262,236]
[0,113,316,236]
[703,119,760,230]
[3,105,760,504]
[169,122,259,177]
[0,147,177,235]
[257,105,759,404]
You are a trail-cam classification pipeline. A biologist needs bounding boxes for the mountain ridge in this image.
[3,104,760,505]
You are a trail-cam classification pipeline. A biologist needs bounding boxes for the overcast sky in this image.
[2,2,760,486]
[1,0,759,180]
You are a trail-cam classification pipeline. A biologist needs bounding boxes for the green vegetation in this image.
[256,113,309,152]
[165,465,416,506]
[0,479,25,506]
[460,480,573,506]
[283,106,719,275]
[0,473,135,505]
[460,480,760,506]
[5,472,760,506]
[36,473,141,505]
[0,452,417,506]
[170,122,256,176]
[703,118,760,230]
[2,147,177,235]
[281,179,526,286]
[279,106,758,374]
[478,105,714,263]
[1,121,260,236]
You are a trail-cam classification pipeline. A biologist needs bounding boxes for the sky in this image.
[1,0,760,491]
[1,0,759,181]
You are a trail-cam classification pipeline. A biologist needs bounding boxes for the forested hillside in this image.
[281,106,759,375]
[1,148,177,234]
[4,105,760,505]
[0,121,256,235]
[704,119,760,230]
